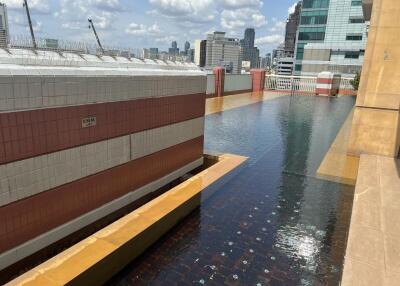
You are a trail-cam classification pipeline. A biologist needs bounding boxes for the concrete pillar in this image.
[213,67,225,97]
[250,69,266,92]
[348,0,400,157]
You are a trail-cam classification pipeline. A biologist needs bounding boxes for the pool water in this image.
[109,95,356,286]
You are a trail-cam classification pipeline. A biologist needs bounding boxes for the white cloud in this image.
[155,36,176,44]
[219,0,263,9]
[288,2,297,15]
[90,0,124,11]
[269,20,286,32]
[59,0,124,30]
[255,34,284,45]
[125,23,161,36]
[149,0,215,23]
[2,0,50,13]
[221,8,266,30]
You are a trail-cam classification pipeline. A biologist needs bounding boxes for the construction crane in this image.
[88,18,104,54]
[23,0,37,49]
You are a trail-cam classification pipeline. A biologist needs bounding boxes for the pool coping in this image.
[341,154,400,286]
[6,153,248,286]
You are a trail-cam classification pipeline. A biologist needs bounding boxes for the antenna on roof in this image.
[88,18,104,55]
[23,0,37,49]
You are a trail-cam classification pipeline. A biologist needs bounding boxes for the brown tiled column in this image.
[250,69,266,92]
[213,67,225,97]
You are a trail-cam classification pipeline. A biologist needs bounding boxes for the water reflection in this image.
[109,95,355,285]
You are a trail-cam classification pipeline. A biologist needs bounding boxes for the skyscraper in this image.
[194,39,207,67]
[265,53,272,68]
[241,28,260,68]
[206,32,242,74]
[243,28,255,49]
[184,41,190,55]
[0,3,9,48]
[169,41,179,56]
[294,0,367,76]
[284,2,301,56]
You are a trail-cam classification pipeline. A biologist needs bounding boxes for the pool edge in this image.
[6,153,248,286]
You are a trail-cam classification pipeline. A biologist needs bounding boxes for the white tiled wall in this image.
[131,117,204,160]
[0,118,204,207]
[0,158,204,272]
[0,75,207,112]
[224,74,252,93]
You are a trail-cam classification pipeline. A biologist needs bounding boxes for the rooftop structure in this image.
[276,57,295,75]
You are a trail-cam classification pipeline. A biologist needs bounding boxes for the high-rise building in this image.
[188,49,195,63]
[241,28,260,68]
[243,28,255,49]
[265,53,272,68]
[184,41,190,55]
[284,2,302,56]
[206,32,242,74]
[294,0,368,76]
[142,48,149,59]
[0,3,9,48]
[169,41,179,56]
[149,48,159,59]
[194,40,207,67]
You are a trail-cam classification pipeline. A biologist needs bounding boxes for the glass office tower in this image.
[294,0,367,76]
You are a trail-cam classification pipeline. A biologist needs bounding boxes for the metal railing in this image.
[265,74,355,94]
[265,75,317,93]
[5,35,194,63]
[8,35,143,58]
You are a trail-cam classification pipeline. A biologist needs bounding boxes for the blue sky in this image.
[3,0,298,55]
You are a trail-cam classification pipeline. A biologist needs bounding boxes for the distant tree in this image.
[350,71,361,91]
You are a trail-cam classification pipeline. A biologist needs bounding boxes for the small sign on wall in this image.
[82,116,97,128]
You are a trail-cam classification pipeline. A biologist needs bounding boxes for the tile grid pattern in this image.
[0,75,205,112]
[0,67,207,270]
[0,136,204,254]
[0,93,205,165]
[0,118,204,207]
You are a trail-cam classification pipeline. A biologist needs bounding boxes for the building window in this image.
[296,43,305,60]
[346,34,363,41]
[351,0,362,6]
[349,17,365,24]
[301,10,328,25]
[295,64,302,71]
[303,0,330,9]
[298,27,326,41]
[344,51,360,59]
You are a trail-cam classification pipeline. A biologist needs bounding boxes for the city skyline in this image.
[0,0,299,54]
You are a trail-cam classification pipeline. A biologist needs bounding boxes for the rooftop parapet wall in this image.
[0,48,206,113]
[0,47,207,276]
[0,48,201,71]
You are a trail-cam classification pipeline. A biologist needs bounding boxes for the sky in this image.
[2,0,298,55]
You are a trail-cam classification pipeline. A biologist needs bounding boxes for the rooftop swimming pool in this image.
[109,95,356,285]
